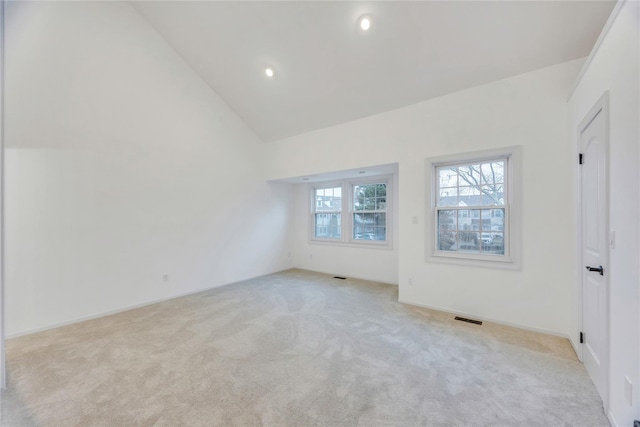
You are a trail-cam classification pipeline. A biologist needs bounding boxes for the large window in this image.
[427,147,520,268]
[436,159,506,255]
[311,178,391,246]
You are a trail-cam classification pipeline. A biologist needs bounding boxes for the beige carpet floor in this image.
[1,269,608,426]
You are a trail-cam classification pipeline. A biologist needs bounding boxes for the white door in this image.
[580,96,609,406]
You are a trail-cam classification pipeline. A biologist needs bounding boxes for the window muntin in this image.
[435,159,507,256]
[314,186,342,239]
[353,183,387,241]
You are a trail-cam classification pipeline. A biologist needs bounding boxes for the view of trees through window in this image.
[353,183,386,241]
[436,160,506,255]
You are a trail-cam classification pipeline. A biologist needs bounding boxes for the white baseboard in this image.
[6,268,292,339]
[568,334,583,361]
[292,266,398,287]
[397,298,569,339]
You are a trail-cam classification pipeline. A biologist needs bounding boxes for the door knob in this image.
[585,265,604,276]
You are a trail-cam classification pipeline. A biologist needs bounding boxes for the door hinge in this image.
[580,331,584,344]
[579,153,583,165]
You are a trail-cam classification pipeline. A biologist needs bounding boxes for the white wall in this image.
[266,59,584,336]
[4,1,293,337]
[289,171,399,285]
[568,1,640,425]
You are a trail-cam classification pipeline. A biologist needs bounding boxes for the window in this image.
[353,183,387,241]
[427,147,521,268]
[311,177,391,247]
[313,186,342,239]
[436,159,506,255]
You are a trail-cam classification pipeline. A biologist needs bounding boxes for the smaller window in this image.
[313,186,342,239]
[353,183,387,241]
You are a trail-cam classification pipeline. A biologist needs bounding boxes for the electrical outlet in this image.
[408,277,413,286]
[163,274,169,282]
[412,216,418,224]
[625,376,632,405]
[309,254,313,260]
[610,231,616,249]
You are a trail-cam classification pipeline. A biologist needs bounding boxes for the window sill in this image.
[309,239,393,250]
[427,251,519,270]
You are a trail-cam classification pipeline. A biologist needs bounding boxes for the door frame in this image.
[0,0,5,390]
[576,91,610,410]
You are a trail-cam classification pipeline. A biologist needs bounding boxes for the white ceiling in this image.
[131,1,615,143]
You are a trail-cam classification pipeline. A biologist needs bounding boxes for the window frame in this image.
[309,176,392,248]
[311,181,344,241]
[426,147,521,269]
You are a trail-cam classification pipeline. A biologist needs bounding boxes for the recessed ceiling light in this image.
[358,15,373,32]
[303,178,310,181]
[358,170,366,174]
[265,68,274,78]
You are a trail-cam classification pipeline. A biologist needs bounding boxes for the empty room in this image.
[1,0,639,426]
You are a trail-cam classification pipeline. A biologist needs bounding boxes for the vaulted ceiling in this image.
[131,1,615,143]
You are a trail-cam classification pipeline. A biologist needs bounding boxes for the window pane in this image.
[458,186,481,207]
[458,231,479,252]
[354,213,386,241]
[354,183,383,211]
[376,198,387,210]
[481,209,493,231]
[315,213,341,238]
[458,209,480,231]
[439,187,458,206]
[485,233,504,255]
[481,185,504,206]
[481,161,505,185]
[439,167,458,188]
[458,164,480,187]
[438,231,457,251]
[489,208,505,232]
[438,210,456,230]
[315,187,342,212]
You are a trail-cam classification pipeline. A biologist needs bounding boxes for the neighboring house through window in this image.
[427,147,521,269]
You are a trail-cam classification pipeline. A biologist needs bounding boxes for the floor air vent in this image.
[333,276,347,280]
[455,316,483,325]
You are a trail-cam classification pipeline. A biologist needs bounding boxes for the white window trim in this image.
[426,146,521,270]
[309,175,393,249]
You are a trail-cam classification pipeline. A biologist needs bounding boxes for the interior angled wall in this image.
[4,1,293,337]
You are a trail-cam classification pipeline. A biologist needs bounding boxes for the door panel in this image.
[580,103,608,406]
